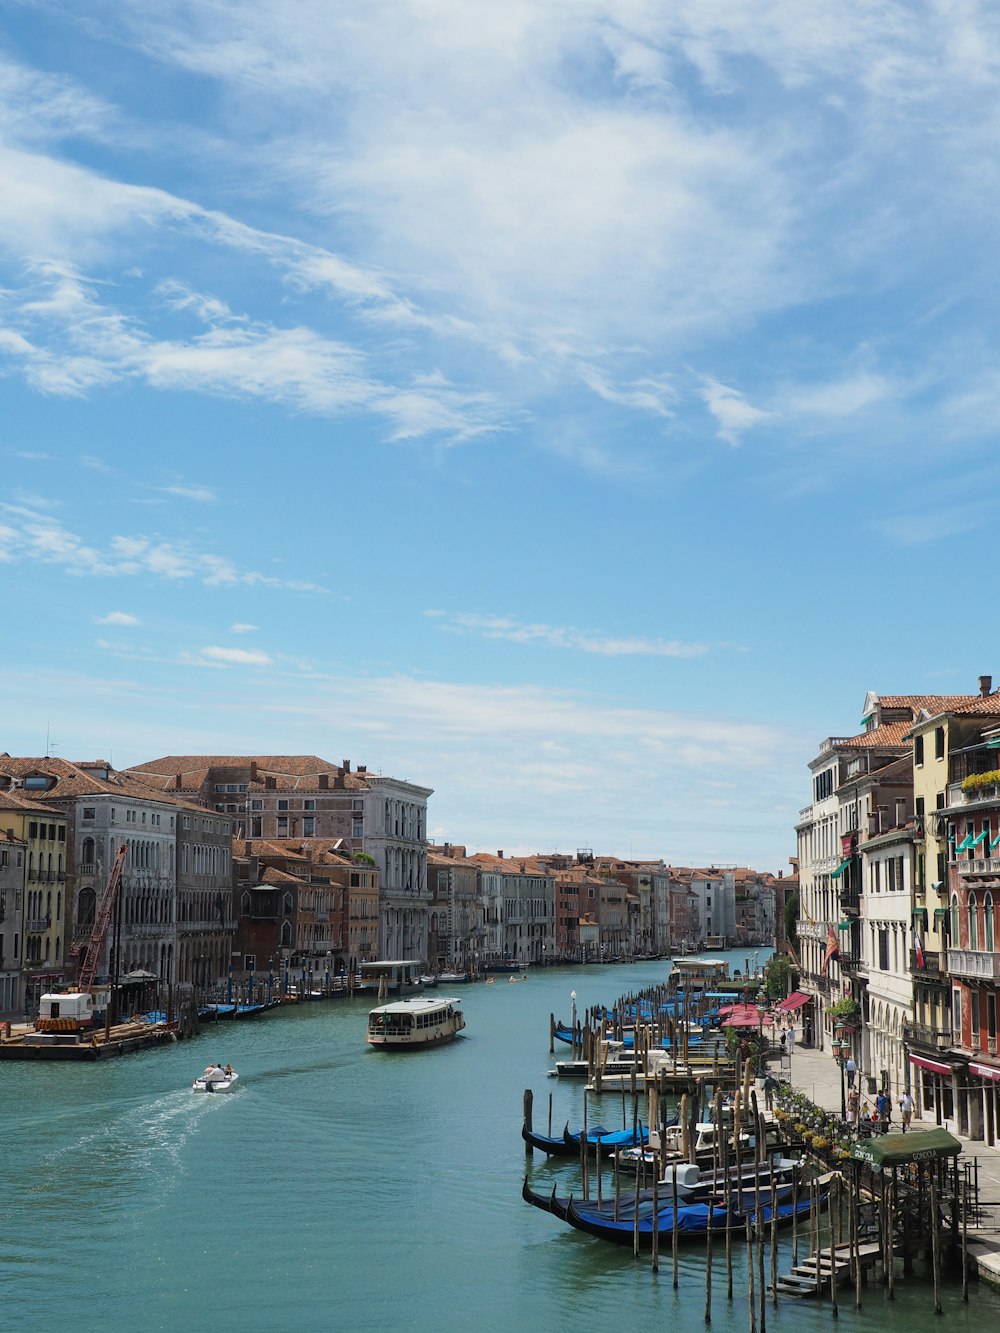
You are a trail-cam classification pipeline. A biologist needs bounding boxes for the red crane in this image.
[75,843,129,994]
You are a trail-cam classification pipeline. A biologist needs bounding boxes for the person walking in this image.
[876,1087,891,1133]
[845,1054,857,1090]
[899,1088,914,1132]
[847,1086,860,1127]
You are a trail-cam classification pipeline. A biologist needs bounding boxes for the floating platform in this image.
[0,1020,177,1060]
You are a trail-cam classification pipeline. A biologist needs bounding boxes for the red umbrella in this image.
[721,1005,773,1028]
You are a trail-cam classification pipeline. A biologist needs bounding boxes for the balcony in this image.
[956,856,1000,878]
[903,1020,952,1051]
[839,889,860,913]
[910,947,945,979]
[27,918,48,932]
[797,921,826,942]
[947,948,1000,982]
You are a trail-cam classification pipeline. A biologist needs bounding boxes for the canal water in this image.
[2,951,998,1331]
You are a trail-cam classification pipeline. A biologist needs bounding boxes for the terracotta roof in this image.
[0,757,208,812]
[0,790,64,816]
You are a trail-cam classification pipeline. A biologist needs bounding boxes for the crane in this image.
[74,842,129,994]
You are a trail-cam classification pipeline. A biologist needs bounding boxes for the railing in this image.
[797,921,826,941]
[947,948,1000,981]
[903,1020,952,1050]
[78,863,96,875]
[957,856,1000,877]
[910,947,944,978]
[26,918,48,931]
[990,1037,998,1056]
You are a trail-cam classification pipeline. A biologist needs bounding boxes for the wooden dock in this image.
[771,1241,884,1298]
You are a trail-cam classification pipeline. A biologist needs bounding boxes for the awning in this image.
[933,907,948,920]
[970,1062,1000,1082]
[909,1053,954,1076]
[913,908,928,928]
[851,1127,960,1168]
[956,834,975,852]
[837,919,853,931]
[970,830,988,850]
[991,833,1000,850]
[831,858,852,879]
[775,990,812,1011]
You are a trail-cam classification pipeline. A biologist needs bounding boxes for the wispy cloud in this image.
[196,646,272,666]
[0,504,327,591]
[229,623,258,634]
[425,611,710,658]
[700,378,772,444]
[95,611,140,626]
[161,484,217,502]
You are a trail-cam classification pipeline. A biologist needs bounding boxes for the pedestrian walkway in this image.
[782,1036,1000,1283]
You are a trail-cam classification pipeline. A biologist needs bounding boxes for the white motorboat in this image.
[192,1068,239,1093]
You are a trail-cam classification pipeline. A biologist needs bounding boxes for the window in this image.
[972,993,981,1041]
[277,817,288,835]
[878,929,889,970]
[951,893,961,943]
[969,894,979,950]
[277,799,289,812]
[304,799,316,811]
[914,734,924,765]
[916,796,925,822]
[986,893,995,952]
[251,800,263,811]
[29,822,38,838]
[244,954,256,973]
[251,818,262,838]
[953,989,962,1032]
[215,784,226,793]
[226,784,238,793]
[352,819,364,838]
[303,818,315,837]
[813,769,834,801]
[935,726,945,760]
[215,804,225,812]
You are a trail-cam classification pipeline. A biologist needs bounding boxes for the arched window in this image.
[77,887,97,926]
[280,920,292,947]
[969,893,979,951]
[951,893,961,944]
[986,893,995,952]
[81,837,95,865]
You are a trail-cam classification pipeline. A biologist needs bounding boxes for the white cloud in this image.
[95,611,141,626]
[700,378,772,444]
[229,622,258,634]
[0,503,327,592]
[197,646,272,666]
[161,484,217,502]
[427,611,710,659]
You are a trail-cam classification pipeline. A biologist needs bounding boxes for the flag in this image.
[915,934,926,969]
[821,927,840,976]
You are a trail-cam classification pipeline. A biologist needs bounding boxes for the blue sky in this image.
[2,1,998,869]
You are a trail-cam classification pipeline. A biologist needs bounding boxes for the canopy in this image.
[775,991,812,1012]
[850,1127,960,1168]
[721,1004,773,1028]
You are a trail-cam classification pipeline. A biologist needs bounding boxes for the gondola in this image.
[522,1177,796,1226]
[540,1189,820,1248]
[521,1121,650,1157]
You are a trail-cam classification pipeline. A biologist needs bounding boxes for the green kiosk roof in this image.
[850,1127,961,1168]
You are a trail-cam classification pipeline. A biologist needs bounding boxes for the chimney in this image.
[266,776,276,790]
[894,798,906,826]
[497,849,504,859]
[343,759,351,774]
[319,773,329,791]
[175,774,182,789]
[250,761,259,782]
[357,765,367,774]
[980,675,993,698]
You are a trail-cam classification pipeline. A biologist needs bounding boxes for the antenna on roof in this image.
[45,724,58,758]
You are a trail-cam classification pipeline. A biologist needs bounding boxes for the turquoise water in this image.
[2,953,998,1331]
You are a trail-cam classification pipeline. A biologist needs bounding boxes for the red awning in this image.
[909,1053,954,1076]
[775,991,812,1012]
[721,1004,774,1028]
[970,1062,1000,1082]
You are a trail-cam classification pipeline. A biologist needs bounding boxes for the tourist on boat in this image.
[223,1064,234,1077]
[204,1063,225,1084]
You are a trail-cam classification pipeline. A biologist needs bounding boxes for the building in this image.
[0,784,69,1009]
[0,827,26,1012]
[427,845,483,971]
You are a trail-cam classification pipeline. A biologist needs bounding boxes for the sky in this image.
[2,1,999,871]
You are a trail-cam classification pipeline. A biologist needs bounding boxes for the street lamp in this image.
[833,1035,848,1119]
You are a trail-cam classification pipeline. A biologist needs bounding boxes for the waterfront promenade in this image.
[783,1034,1000,1284]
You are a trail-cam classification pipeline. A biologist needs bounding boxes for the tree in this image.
[762,953,792,1000]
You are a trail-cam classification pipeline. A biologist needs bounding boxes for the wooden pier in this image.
[771,1240,884,1298]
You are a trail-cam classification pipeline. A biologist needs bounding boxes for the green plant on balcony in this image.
[962,769,1000,794]
[827,996,861,1028]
